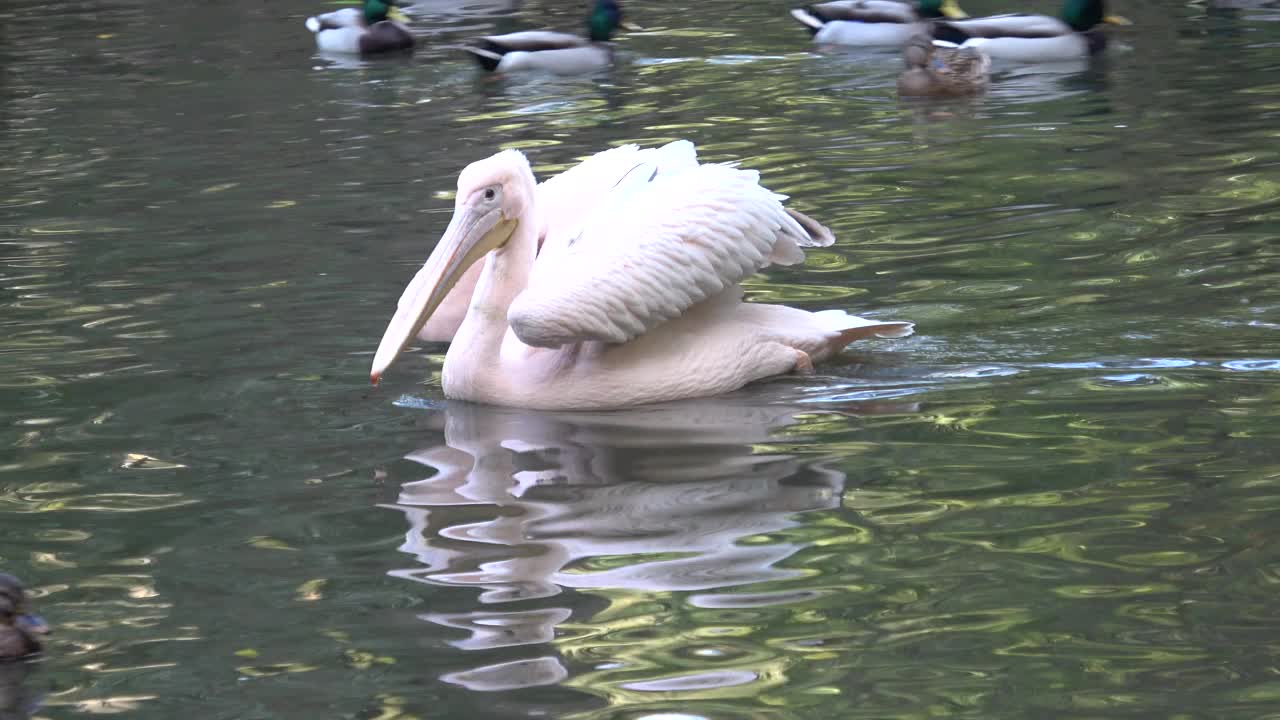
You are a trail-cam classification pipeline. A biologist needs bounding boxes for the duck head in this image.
[0,575,49,660]
[587,0,638,42]
[1061,0,1131,31]
[917,0,968,20]
[363,0,401,25]
[902,34,935,68]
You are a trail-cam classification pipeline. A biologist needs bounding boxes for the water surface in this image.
[2,0,1280,717]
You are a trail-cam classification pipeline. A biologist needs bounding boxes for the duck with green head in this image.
[305,0,414,55]
[464,0,637,75]
[930,0,1130,61]
[0,574,49,661]
[790,0,968,47]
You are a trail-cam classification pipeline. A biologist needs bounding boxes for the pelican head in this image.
[370,150,535,385]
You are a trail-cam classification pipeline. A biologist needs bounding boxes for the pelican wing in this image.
[535,141,699,261]
[507,163,830,348]
[934,13,1069,40]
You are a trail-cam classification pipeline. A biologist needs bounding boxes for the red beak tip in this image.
[370,372,381,386]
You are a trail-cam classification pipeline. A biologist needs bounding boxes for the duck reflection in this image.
[381,391,916,693]
[0,662,40,720]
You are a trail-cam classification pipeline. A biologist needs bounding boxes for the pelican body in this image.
[791,0,968,47]
[371,142,913,410]
[305,0,414,55]
[464,0,632,74]
[930,0,1130,62]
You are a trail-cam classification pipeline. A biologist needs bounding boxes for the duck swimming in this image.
[897,35,991,96]
[305,0,414,55]
[0,575,48,660]
[790,0,968,47]
[464,0,634,75]
[930,0,1130,62]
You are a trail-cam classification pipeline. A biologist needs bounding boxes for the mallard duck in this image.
[0,575,48,660]
[897,35,990,96]
[305,0,414,55]
[930,0,1130,62]
[790,0,968,47]
[464,0,635,74]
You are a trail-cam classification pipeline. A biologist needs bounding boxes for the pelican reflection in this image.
[380,391,916,693]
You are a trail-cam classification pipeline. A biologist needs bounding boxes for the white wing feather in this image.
[508,163,816,348]
[535,141,699,256]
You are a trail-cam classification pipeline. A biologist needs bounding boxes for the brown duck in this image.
[0,575,48,660]
[897,34,990,96]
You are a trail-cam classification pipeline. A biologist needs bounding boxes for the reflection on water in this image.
[0,661,41,720]
[383,394,915,699]
[371,366,1280,718]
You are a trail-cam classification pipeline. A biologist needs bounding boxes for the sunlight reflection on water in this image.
[0,0,1279,717]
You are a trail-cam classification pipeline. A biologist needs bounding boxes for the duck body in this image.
[929,0,1127,61]
[310,22,415,55]
[814,19,921,46]
[791,0,968,47]
[0,574,48,661]
[465,31,612,74]
[464,0,629,74]
[370,141,914,411]
[0,621,41,661]
[898,36,990,95]
[305,0,414,55]
[932,14,1097,60]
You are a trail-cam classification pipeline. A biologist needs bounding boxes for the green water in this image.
[2,0,1279,717]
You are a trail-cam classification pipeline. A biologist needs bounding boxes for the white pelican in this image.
[370,141,914,410]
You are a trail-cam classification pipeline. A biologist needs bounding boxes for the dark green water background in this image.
[2,0,1279,717]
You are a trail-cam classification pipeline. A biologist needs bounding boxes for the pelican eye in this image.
[476,185,502,208]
